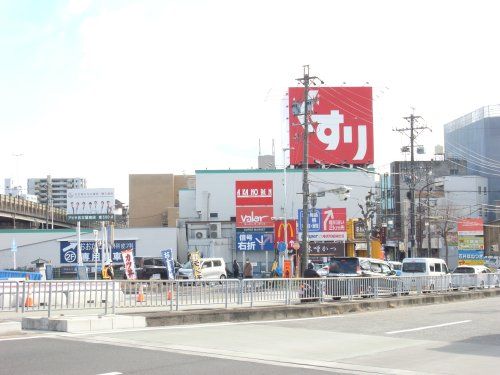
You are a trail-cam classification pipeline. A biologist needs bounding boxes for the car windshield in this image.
[402,262,426,273]
[182,261,192,269]
[453,267,474,274]
[329,258,358,274]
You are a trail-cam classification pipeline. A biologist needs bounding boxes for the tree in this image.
[358,191,377,258]
[433,203,458,265]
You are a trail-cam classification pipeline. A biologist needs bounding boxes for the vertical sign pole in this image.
[77,221,82,266]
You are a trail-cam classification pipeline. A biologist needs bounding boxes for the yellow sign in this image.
[190,251,202,279]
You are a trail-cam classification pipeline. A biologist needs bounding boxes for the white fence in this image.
[1,273,499,315]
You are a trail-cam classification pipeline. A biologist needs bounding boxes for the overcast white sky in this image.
[1,0,499,204]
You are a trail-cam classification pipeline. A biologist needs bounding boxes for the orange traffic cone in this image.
[136,283,145,302]
[24,280,33,307]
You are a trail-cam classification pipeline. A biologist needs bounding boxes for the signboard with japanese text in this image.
[236,206,274,228]
[235,180,273,206]
[297,208,347,241]
[121,249,137,280]
[457,218,484,236]
[288,87,373,165]
[458,236,484,250]
[274,219,297,249]
[60,240,136,264]
[161,249,175,280]
[236,230,274,251]
[458,250,484,266]
[66,188,115,221]
[309,241,345,257]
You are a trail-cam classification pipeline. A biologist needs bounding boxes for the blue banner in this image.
[298,209,322,232]
[60,240,136,264]
[236,230,274,251]
[161,249,175,280]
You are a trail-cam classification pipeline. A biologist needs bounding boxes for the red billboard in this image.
[288,87,373,165]
[235,180,273,206]
[236,206,274,228]
[457,218,484,236]
[274,219,297,249]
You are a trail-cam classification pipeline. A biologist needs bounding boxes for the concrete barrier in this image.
[138,288,500,327]
[22,314,146,332]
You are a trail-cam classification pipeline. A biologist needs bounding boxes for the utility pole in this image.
[296,65,323,276]
[393,113,430,258]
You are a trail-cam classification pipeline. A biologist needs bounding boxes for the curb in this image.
[134,288,500,327]
[0,321,22,335]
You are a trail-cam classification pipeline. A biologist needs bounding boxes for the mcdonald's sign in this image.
[274,219,297,250]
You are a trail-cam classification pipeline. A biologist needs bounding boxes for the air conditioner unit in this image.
[209,223,222,239]
[194,229,207,239]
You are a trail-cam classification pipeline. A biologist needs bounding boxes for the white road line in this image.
[96,372,122,375]
[386,320,472,335]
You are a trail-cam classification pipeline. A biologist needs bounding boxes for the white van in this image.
[176,258,227,280]
[401,258,451,292]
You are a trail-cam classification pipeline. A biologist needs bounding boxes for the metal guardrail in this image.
[1,273,499,316]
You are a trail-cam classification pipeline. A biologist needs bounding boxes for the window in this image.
[209,212,219,218]
[202,261,212,269]
[450,169,458,175]
[213,260,222,267]
[478,186,482,194]
[370,262,382,273]
[434,263,441,272]
[483,187,487,195]
[381,264,391,274]
[403,262,426,273]
[430,264,435,272]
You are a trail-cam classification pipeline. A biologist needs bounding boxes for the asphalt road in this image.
[1,296,500,374]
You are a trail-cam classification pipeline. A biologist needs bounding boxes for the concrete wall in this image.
[0,227,178,269]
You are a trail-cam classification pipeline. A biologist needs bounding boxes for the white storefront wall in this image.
[0,227,178,269]
[182,168,375,274]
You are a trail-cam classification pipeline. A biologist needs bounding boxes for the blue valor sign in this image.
[60,240,136,264]
[236,230,274,251]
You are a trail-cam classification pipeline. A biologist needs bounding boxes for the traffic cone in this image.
[24,280,33,307]
[136,283,145,302]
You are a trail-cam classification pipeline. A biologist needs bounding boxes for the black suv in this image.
[123,257,180,280]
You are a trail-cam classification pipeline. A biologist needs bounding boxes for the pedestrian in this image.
[232,259,240,279]
[102,261,114,280]
[303,262,320,278]
[243,258,253,278]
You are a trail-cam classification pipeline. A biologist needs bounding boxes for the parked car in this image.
[121,256,181,280]
[388,261,402,276]
[401,258,451,293]
[325,257,396,299]
[313,263,329,277]
[176,258,227,280]
[452,265,498,289]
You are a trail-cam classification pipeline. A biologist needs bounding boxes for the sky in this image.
[1,0,500,204]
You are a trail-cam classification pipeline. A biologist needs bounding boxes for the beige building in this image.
[129,174,195,228]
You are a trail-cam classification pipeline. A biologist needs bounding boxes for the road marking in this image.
[386,320,472,335]
[96,373,122,375]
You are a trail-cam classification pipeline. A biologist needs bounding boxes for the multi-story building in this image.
[27,176,86,209]
[128,174,195,228]
[444,105,500,219]
[389,159,468,242]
